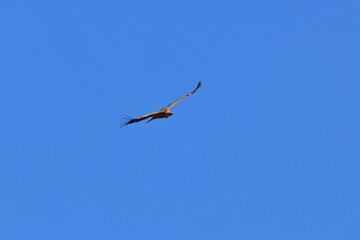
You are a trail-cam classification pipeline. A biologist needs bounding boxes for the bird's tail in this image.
[146,117,155,123]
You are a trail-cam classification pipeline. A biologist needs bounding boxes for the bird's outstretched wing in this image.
[120,111,161,127]
[165,81,202,110]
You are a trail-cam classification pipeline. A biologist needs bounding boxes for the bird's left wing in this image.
[165,81,202,110]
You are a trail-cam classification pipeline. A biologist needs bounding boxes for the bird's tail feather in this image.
[146,117,155,123]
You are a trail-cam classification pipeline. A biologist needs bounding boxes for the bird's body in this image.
[121,82,202,127]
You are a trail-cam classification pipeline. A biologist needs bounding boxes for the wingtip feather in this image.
[119,116,133,128]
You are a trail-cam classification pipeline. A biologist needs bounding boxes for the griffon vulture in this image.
[121,81,202,127]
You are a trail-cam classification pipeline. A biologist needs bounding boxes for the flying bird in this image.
[121,81,202,127]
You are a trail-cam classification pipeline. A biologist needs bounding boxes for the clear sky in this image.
[0,0,359,239]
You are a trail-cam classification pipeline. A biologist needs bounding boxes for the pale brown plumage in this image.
[121,82,202,127]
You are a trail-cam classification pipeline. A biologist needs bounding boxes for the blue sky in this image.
[0,0,359,239]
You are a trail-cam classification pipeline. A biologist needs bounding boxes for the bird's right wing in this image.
[120,111,161,127]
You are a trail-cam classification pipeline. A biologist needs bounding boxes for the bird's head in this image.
[166,112,174,118]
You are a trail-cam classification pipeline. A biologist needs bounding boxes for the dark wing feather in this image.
[165,81,202,110]
[120,111,161,127]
